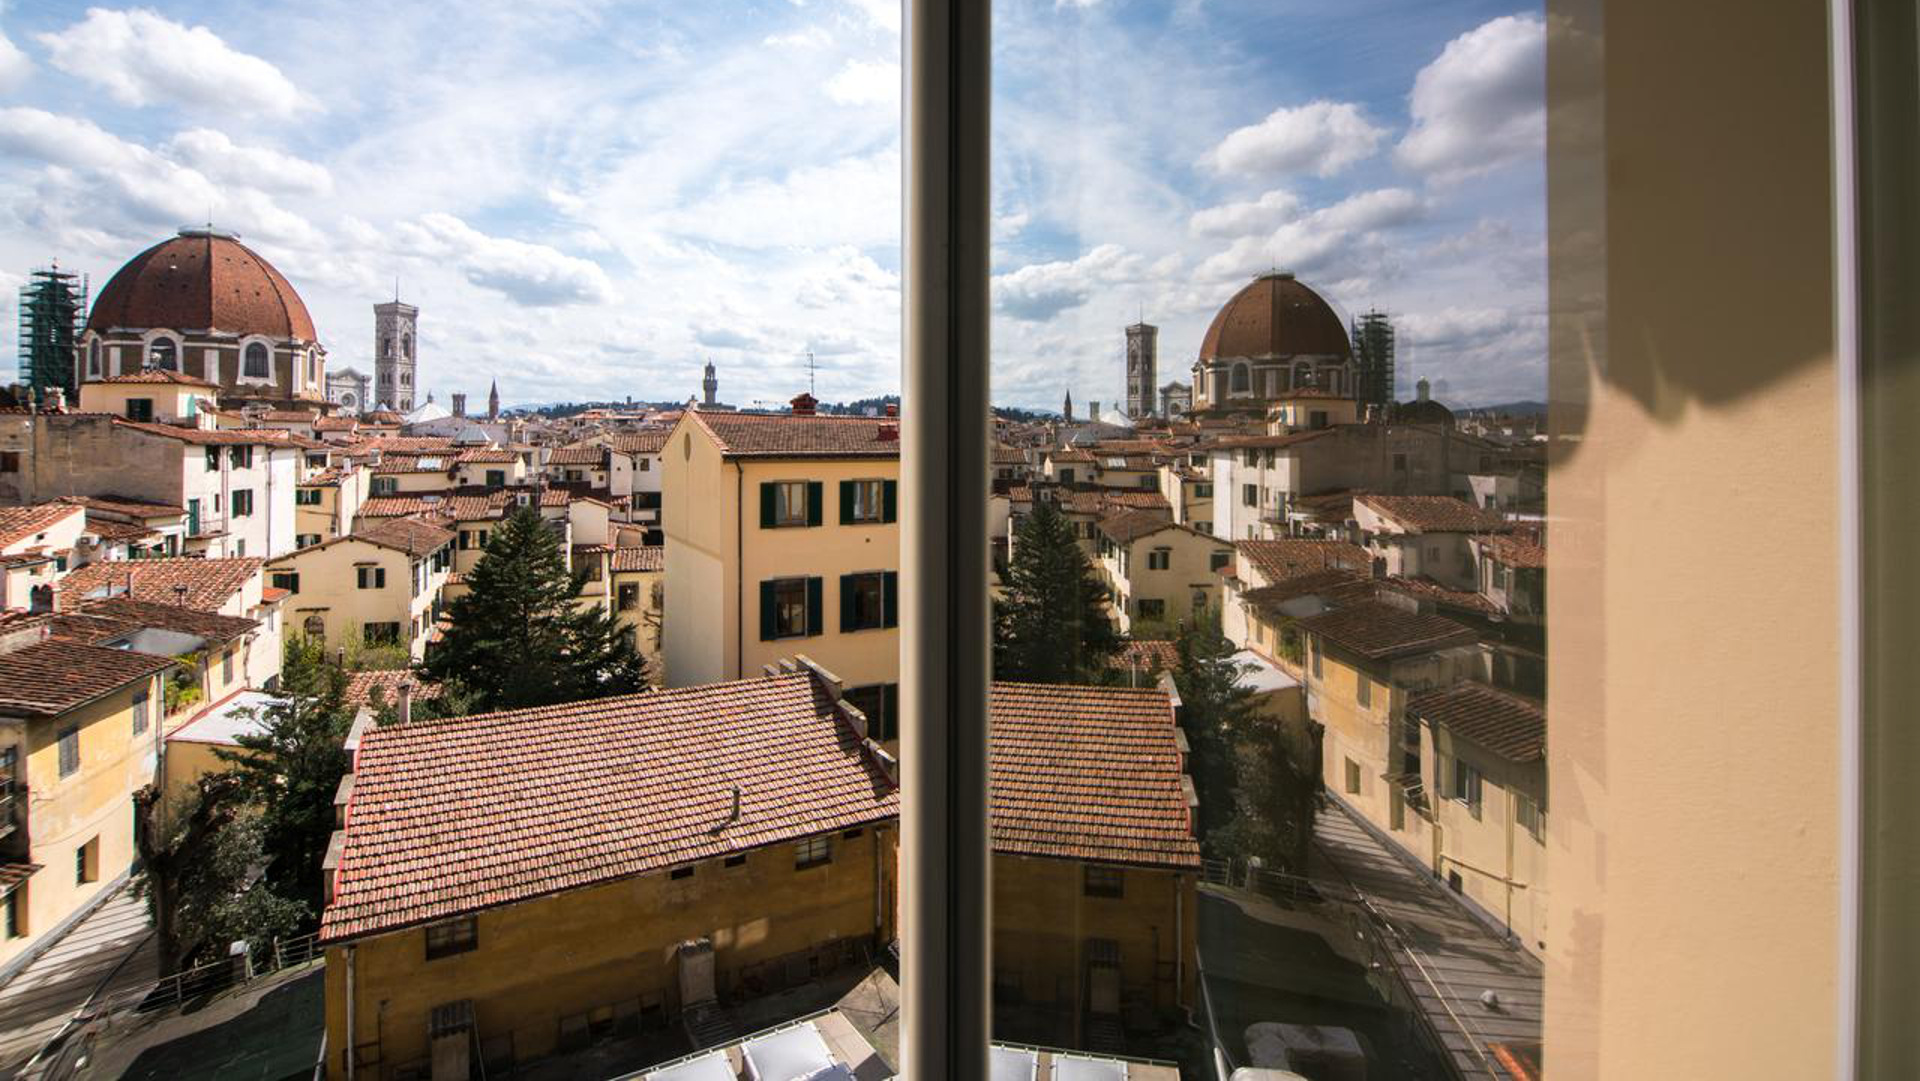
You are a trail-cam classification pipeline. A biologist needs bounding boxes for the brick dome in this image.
[1198,272,1350,362]
[85,228,317,342]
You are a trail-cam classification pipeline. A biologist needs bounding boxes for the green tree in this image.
[422,506,649,710]
[993,499,1122,683]
[1171,608,1319,874]
[134,778,306,975]
[217,637,354,912]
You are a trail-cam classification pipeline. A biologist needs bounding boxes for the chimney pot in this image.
[397,678,415,726]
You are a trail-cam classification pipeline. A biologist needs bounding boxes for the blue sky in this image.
[0,1,1545,411]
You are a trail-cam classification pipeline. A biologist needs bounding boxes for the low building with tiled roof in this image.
[1403,680,1548,949]
[1353,494,1512,595]
[58,556,265,616]
[1111,639,1181,678]
[989,681,1201,1016]
[574,544,667,671]
[688,407,903,460]
[317,667,901,1073]
[1234,538,1370,589]
[342,669,444,709]
[1090,506,1234,634]
[1470,533,1546,625]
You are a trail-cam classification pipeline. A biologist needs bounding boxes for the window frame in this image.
[794,834,833,870]
[424,916,478,960]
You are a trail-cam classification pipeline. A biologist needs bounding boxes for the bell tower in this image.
[374,297,419,411]
[1125,321,1158,418]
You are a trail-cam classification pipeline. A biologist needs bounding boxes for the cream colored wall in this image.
[271,540,445,659]
[2,676,161,971]
[322,826,895,1078]
[1103,528,1230,634]
[1542,1,1840,1074]
[77,383,208,422]
[661,416,735,688]
[1428,729,1548,954]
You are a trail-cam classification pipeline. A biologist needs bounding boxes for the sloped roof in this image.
[989,682,1200,871]
[1357,494,1509,534]
[59,556,262,611]
[319,673,899,942]
[92,369,220,389]
[116,420,294,447]
[350,517,455,558]
[1096,507,1178,545]
[1294,599,1478,660]
[606,430,670,456]
[1476,534,1546,569]
[0,504,83,549]
[0,638,173,717]
[1409,682,1546,762]
[544,446,605,466]
[343,669,444,708]
[1236,539,1370,583]
[55,596,259,646]
[693,411,901,459]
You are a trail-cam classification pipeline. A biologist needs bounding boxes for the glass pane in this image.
[991,2,1548,1075]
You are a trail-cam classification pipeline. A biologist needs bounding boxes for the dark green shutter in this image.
[883,571,898,628]
[839,574,855,632]
[760,581,777,640]
[883,480,898,523]
[806,577,823,635]
[840,480,855,525]
[760,483,777,528]
[882,683,899,741]
[806,482,823,526]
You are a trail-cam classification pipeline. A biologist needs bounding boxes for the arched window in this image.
[149,337,178,371]
[1231,362,1250,394]
[86,339,101,377]
[400,371,411,387]
[403,333,413,359]
[382,336,393,359]
[244,342,270,379]
[1211,368,1229,403]
[1295,361,1312,388]
[303,614,326,641]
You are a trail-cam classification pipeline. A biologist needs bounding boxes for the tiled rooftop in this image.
[350,517,455,558]
[1357,494,1510,534]
[343,669,444,708]
[0,638,173,717]
[56,494,186,519]
[92,369,219,388]
[1294,599,1478,660]
[1236,538,1370,583]
[1096,507,1177,545]
[1477,533,1546,569]
[0,504,83,549]
[1409,682,1546,762]
[989,682,1200,871]
[116,420,293,446]
[320,673,899,942]
[53,596,259,646]
[59,556,262,611]
[694,411,902,458]
[544,446,605,466]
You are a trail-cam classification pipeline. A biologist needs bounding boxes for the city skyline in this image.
[0,1,1544,410]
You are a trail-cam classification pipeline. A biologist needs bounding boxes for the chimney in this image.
[884,402,898,418]
[172,583,189,608]
[397,678,415,726]
[727,784,742,826]
[790,392,818,416]
[877,421,898,442]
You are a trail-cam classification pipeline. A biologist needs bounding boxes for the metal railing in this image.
[91,930,323,1016]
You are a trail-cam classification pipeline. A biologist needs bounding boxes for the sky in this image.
[0,1,1546,412]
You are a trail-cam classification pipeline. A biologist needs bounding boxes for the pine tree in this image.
[422,506,649,710]
[1171,608,1319,873]
[218,636,355,912]
[135,779,306,974]
[993,498,1122,683]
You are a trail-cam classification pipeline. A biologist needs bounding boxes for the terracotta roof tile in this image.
[55,596,258,645]
[0,638,173,716]
[1294,599,1478,660]
[355,495,450,518]
[694,412,902,458]
[343,670,444,708]
[349,518,455,558]
[544,446,605,466]
[1409,683,1546,762]
[1111,640,1180,675]
[583,545,663,573]
[1235,539,1370,583]
[1476,534,1546,569]
[0,504,83,549]
[1357,494,1510,534]
[606,430,670,456]
[92,369,220,389]
[116,420,294,446]
[1380,575,1500,615]
[59,557,262,611]
[990,682,1200,871]
[1240,569,1379,613]
[85,230,316,341]
[80,517,159,544]
[319,673,899,941]
[1096,507,1177,545]
[56,495,185,519]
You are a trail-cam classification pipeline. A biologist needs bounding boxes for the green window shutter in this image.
[882,683,899,741]
[840,574,855,632]
[840,480,855,525]
[883,571,898,628]
[806,481,824,527]
[760,483,777,529]
[806,577,823,635]
[883,479,898,523]
[760,581,777,640]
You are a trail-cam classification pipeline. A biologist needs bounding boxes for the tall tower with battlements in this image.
[1125,321,1158,418]
[374,298,419,412]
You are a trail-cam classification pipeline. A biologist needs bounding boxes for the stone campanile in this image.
[374,298,419,412]
[1125,321,1158,418]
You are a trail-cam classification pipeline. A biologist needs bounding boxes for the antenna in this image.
[804,351,817,396]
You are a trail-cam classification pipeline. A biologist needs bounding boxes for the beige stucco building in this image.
[267,518,453,660]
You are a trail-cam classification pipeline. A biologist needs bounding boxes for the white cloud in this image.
[0,26,30,91]
[38,8,314,117]
[664,151,899,249]
[826,59,898,106]
[994,243,1145,322]
[1196,187,1423,282]
[842,0,900,34]
[1189,189,1301,238]
[1202,100,1385,178]
[164,129,333,197]
[397,214,616,307]
[1397,14,1545,184]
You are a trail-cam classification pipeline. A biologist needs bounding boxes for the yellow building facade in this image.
[267,519,453,660]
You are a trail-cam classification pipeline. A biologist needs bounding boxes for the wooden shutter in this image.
[840,480,856,525]
[760,483,777,528]
[806,481,824,527]
[806,577,823,635]
[759,581,777,640]
[840,574,856,632]
[883,571,898,628]
[882,683,899,741]
[883,479,898,522]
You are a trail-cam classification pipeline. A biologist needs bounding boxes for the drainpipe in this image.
[1174,873,1187,1016]
[1505,787,1517,936]
[344,943,357,1081]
